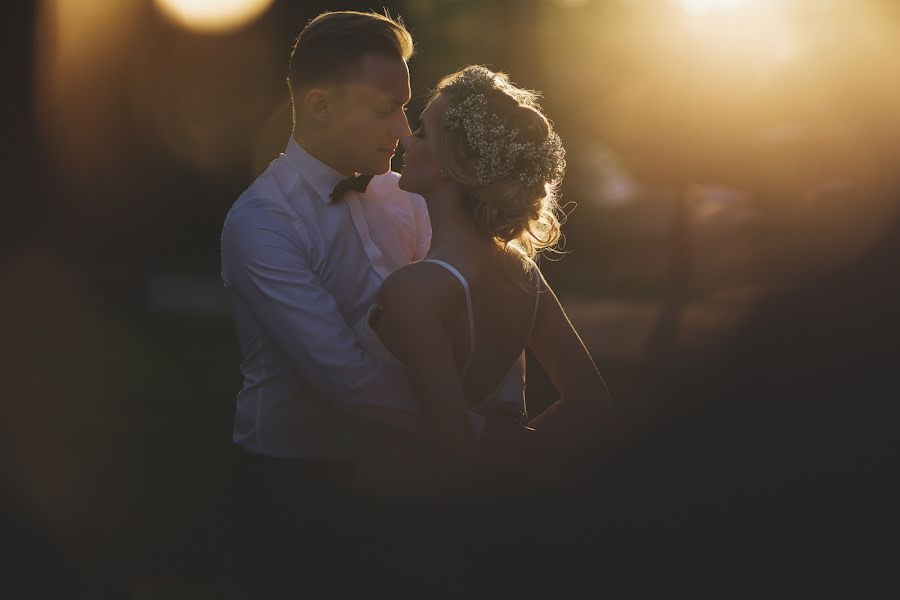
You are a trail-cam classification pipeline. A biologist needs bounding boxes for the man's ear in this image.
[302,87,330,125]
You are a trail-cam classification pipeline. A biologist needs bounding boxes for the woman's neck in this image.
[423,186,488,257]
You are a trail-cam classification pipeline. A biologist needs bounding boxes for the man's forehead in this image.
[368,86,410,104]
[343,54,410,103]
[342,82,408,105]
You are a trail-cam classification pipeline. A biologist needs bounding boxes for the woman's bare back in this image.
[422,248,540,404]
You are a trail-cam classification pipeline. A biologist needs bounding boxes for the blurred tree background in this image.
[3,0,899,596]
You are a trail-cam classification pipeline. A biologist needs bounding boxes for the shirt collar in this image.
[283,136,348,204]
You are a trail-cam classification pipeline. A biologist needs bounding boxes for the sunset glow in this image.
[682,0,745,15]
[153,0,274,33]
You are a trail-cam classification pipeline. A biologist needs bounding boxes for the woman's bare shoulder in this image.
[496,248,544,294]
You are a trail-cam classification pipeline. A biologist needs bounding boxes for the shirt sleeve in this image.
[221,199,424,432]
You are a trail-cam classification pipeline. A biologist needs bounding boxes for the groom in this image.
[222,10,429,465]
[220,10,526,585]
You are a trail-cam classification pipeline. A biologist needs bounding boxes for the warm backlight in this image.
[682,0,744,15]
[153,0,274,33]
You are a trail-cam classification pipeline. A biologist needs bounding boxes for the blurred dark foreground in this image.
[3,204,898,599]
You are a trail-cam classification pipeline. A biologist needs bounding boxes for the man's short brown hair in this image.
[287,10,414,94]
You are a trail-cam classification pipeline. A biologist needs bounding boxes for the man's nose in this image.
[390,111,412,138]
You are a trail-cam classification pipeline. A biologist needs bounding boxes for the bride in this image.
[355,65,611,483]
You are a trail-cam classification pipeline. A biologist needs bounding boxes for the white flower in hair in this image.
[442,66,566,188]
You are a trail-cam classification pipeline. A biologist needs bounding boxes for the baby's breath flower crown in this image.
[432,65,566,260]
[440,66,566,188]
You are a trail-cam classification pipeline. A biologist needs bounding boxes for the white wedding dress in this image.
[353,258,540,420]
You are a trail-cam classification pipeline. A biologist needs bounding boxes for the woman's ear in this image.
[303,87,330,126]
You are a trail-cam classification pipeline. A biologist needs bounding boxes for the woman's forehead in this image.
[423,93,449,121]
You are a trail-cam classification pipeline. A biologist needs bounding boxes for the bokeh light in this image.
[682,0,744,15]
[130,28,283,175]
[154,0,275,33]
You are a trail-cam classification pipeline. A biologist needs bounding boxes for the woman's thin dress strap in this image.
[420,259,476,377]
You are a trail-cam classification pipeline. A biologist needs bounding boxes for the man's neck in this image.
[292,132,355,177]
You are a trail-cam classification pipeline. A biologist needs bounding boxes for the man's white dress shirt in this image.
[221,138,431,460]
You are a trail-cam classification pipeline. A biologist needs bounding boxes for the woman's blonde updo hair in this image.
[431,65,566,259]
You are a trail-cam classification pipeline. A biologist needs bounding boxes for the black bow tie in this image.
[330,174,373,202]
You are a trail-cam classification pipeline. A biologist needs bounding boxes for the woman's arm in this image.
[527,270,614,447]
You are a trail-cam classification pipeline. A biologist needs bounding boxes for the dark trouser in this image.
[227,448,371,596]
[223,432,549,595]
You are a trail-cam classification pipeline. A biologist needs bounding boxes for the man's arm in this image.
[221,201,424,432]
